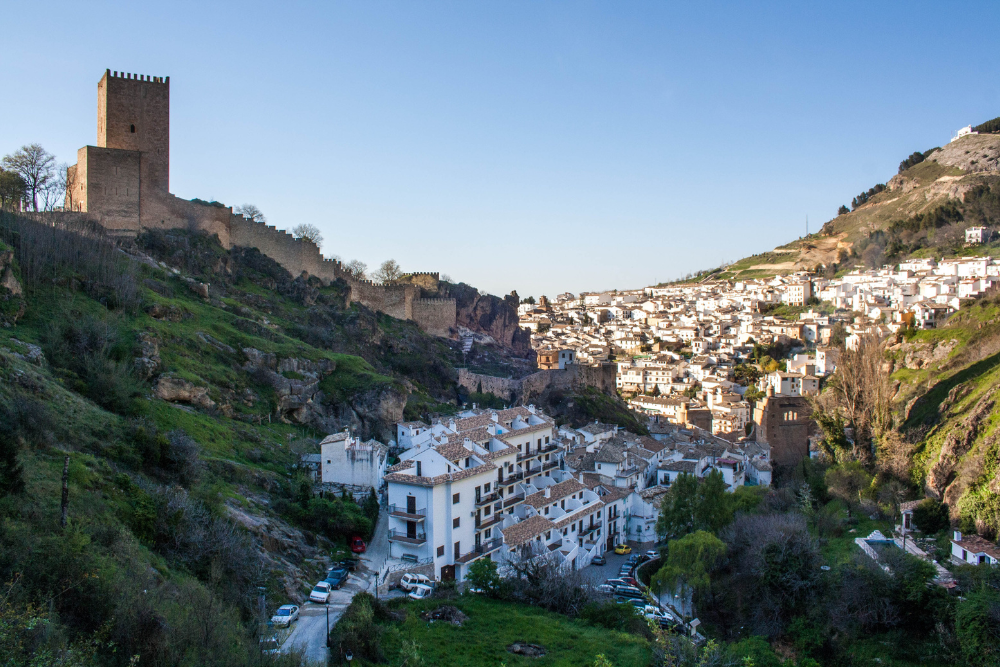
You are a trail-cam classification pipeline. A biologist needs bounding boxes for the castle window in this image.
[130,124,135,133]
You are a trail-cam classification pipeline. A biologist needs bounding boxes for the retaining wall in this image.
[457,363,618,403]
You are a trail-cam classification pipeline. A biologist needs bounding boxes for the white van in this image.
[408,583,434,601]
[399,573,432,591]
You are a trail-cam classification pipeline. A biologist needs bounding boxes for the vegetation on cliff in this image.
[0,212,545,666]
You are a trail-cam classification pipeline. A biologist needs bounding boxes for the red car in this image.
[350,536,366,554]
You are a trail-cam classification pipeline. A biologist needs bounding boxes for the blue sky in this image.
[4,1,999,297]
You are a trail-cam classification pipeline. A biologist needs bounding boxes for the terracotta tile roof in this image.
[435,442,476,462]
[454,414,495,431]
[953,534,1000,560]
[384,462,497,487]
[523,479,587,509]
[501,515,556,548]
[595,484,632,503]
[637,436,667,453]
[899,500,923,512]
[387,460,414,472]
[483,445,518,461]
[660,460,697,473]
[552,501,605,528]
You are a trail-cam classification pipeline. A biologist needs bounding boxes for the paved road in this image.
[281,510,389,664]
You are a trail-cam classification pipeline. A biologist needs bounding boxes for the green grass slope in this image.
[890,298,1000,536]
[0,212,526,666]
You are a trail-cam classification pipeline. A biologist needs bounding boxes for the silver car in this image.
[270,604,299,626]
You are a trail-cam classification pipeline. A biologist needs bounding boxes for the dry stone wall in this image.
[457,363,618,403]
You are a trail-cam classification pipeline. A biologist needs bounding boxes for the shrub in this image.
[912,497,950,534]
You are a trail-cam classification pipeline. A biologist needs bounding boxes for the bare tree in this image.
[372,259,403,284]
[2,144,56,211]
[39,163,68,211]
[820,332,893,460]
[344,259,367,280]
[234,203,266,223]
[291,223,323,248]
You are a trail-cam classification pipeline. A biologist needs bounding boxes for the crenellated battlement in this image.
[106,69,169,84]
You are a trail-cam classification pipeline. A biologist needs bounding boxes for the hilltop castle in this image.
[65,69,456,336]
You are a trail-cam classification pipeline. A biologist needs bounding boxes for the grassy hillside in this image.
[889,297,1000,536]
[0,212,520,666]
[707,132,1000,280]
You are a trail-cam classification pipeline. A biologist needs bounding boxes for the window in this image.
[453,517,460,528]
[545,531,551,540]
[544,507,549,515]
[130,124,135,133]
[454,541,461,558]
[537,438,542,447]
[453,493,460,504]
[416,461,422,477]
[464,457,470,467]
[485,529,491,538]
[484,505,491,516]
[437,545,445,557]
[545,436,550,444]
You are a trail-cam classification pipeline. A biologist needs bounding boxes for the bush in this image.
[956,587,1000,666]
[330,593,387,663]
[912,498,950,534]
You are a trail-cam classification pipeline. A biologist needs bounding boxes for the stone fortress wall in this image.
[65,69,457,337]
[457,363,618,403]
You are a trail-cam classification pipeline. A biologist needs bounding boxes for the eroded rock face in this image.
[0,250,25,326]
[898,339,957,371]
[927,386,997,504]
[134,332,161,379]
[153,375,217,410]
[451,283,532,357]
[241,347,337,425]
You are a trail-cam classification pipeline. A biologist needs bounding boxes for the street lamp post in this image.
[325,604,330,648]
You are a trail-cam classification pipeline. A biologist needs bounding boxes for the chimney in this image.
[544,487,551,498]
[578,472,585,484]
[954,530,962,542]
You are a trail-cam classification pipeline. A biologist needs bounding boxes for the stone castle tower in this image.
[64,69,457,337]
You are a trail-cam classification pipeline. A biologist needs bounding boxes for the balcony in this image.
[503,493,525,508]
[541,460,559,472]
[388,529,427,545]
[504,470,525,483]
[539,442,559,454]
[516,450,537,462]
[475,492,499,507]
[476,514,504,531]
[388,504,427,521]
[456,538,504,563]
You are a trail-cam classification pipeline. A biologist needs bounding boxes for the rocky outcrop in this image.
[153,375,217,410]
[134,332,162,379]
[927,133,1000,173]
[896,338,958,371]
[0,250,25,326]
[241,347,336,425]
[927,386,997,505]
[451,283,532,357]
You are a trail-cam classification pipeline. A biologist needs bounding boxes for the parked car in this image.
[270,605,299,627]
[408,583,434,600]
[259,635,280,655]
[604,578,629,587]
[400,573,432,591]
[645,550,659,560]
[614,544,632,555]
[324,568,348,589]
[336,557,359,571]
[628,598,648,609]
[643,605,673,626]
[627,554,641,565]
[622,577,640,588]
[591,554,606,566]
[350,536,367,554]
[595,584,616,594]
[309,581,332,604]
[618,566,633,577]
[614,585,644,599]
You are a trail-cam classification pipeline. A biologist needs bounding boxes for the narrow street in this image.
[280,510,389,664]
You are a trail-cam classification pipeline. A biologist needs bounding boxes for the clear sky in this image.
[4,1,999,298]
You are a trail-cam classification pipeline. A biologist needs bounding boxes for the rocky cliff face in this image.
[450,282,532,357]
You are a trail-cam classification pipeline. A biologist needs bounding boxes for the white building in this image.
[950,530,1000,566]
[966,226,992,245]
[320,431,388,490]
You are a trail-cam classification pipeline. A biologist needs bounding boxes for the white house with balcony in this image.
[320,431,388,490]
